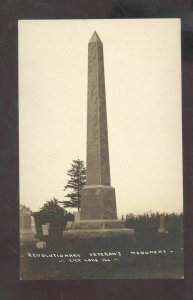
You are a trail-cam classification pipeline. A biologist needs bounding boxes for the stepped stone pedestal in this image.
[63,32,134,240]
[63,219,134,239]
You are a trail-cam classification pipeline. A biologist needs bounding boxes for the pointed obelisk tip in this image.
[89,31,102,44]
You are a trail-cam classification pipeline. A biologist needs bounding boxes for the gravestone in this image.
[20,204,38,245]
[65,221,73,230]
[63,32,134,239]
[31,216,37,235]
[74,212,80,222]
[36,241,47,249]
[158,214,168,234]
[42,224,50,236]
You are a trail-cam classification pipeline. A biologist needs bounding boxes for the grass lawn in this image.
[20,232,183,280]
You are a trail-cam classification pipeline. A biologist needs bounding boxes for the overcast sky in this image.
[19,19,183,217]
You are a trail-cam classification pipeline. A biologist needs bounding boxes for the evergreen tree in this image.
[62,158,86,211]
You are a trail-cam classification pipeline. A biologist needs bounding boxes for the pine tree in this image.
[62,158,86,211]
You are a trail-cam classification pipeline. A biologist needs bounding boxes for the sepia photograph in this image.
[19,19,183,280]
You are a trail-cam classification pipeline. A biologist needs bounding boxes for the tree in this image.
[34,198,66,225]
[40,198,64,214]
[32,198,68,239]
[62,158,86,211]
[37,198,74,223]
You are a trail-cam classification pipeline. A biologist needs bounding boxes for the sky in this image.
[19,19,183,217]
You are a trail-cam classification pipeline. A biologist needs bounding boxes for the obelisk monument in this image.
[63,32,134,238]
[80,31,117,220]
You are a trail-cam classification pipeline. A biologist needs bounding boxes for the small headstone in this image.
[74,212,80,222]
[36,241,47,249]
[42,224,49,236]
[31,216,37,234]
[20,204,38,245]
[66,221,73,230]
[158,214,168,234]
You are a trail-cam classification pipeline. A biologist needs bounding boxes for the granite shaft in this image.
[86,32,111,186]
[80,32,117,220]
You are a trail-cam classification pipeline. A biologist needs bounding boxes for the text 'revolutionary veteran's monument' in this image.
[63,32,134,238]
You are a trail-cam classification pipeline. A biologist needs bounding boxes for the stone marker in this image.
[63,32,134,239]
[42,224,49,236]
[36,241,47,249]
[31,216,37,235]
[158,214,168,234]
[65,221,73,230]
[20,204,38,245]
[74,212,80,222]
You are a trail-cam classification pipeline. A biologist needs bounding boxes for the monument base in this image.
[63,228,134,239]
[70,219,124,229]
[63,219,135,240]
[81,186,117,220]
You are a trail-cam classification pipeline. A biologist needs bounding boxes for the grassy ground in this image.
[20,232,183,280]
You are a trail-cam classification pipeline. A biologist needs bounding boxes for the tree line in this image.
[124,212,183,237]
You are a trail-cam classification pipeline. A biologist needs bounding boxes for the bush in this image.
[32,198,74,240]
[125,212,183,237]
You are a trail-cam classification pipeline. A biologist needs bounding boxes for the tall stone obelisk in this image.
[63,32,134,238]
[80,31,117,220]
